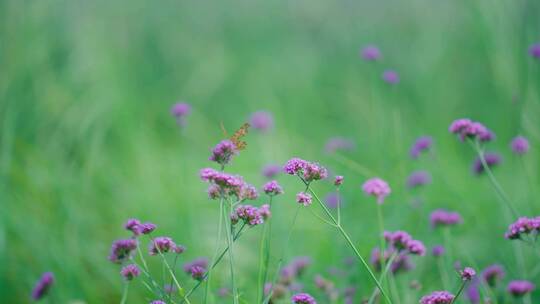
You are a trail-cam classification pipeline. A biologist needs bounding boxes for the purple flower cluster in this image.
[510,136,529,155]
[370,248,413,274]
[530,43,540,59]
[284,158,328,182]
[124,218,156,236]
[507,280,535,297]
[121,264,141,281]
[482,264,504,286]
[407,171,432,188]
[384,231,426,255]
[171,102,191,127]
[419,291,455,304]
[31,272,54,300]
[262,164,281,178]
[460,267,476,281]
[296,192,313,206]
[149,236,184,255]
[209,140,238,165]
[430,209,462,228]
[109,239,138,263]
[362,178,391,204]
[504,216,540,240]
[151,300,166,304]
[291,292,317,304]
[334,175,344,186]
[324,137,356,154]
[410,136,433,159]
[183,258,208,280]
[382,70,399,84]
[263,180,283,196]
[280,257,312,283]
[325,192,339,208]
[361,45,381,61]
[200,168,258,201]
[249,111,274,132]
[449,118,494,142]
[231,204,269,226]
[431,245,445,257]
[472,152,501,175]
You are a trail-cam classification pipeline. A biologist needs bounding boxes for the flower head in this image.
[291,292,317,304]
[530,43,540,59]
[324,137,355,154]
[410,136,433,159]
[259,204,271,220]
[460,267,476,281]
[149,237,175,255]
[472,152,501,175]
[109,239,138,263]
[325,192,339,208]
[361,45,381,61]
[250,111,274,132]
[432,245,445,257]
[419,291,455,304]
[121,264,141,281]
[430,210,462,228]
[188,265,206,281]
[284,158,308,175]
[507,280,535,297]
[262,164,281,178]
[362,178,391,204]
[334,176,344,187]
[183,258,209,274]
[382,70,399,84]
[510,136,529,155]
[449,119,493,142]
[139,222,157,235]
[284,158,327,182]
[407,171,432,188]
[151,301,166,304]
[296,192,313,206]
[171,102,191,117]
[233,205,264,226]
[209,140,238,165]
[31,272,54,300]
[124,218,141,235]
[263,180,283,196]
[384,230,425,255]
[482,264,504,286]
[239,183,259,201]
[504,216,540,240]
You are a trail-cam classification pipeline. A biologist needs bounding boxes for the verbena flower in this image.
[291,292,317,304]
[109,239,138,263]
[370,248,413,274]
[510,136,529,155]
[419,291,455,304]
[209,140,238,165]
[530,43,540,59]
[472,152,501,174]
[233,205,264,226]
[200,168,251,199]
[507,280,535,297]
[361,45,381,61]
[139,222,157,235]
[149,237,175,255]
[382,70,399,84]
[325,192,339,208]
[183,258,209,274]
[262,164,281,178]
[407,171,432,188]
[284,158,308,175]
[188,265,206,281]
[460,267,476,281]
[31,272,54,300]
[150,300,166,304]
[121,264,141,281]
[449,119,494,142]
[466,281,480,304]
[171,102,191,127]
[173,244,186,254]
[362,178,391,204]
[504,216,540,240]
[431,245,445,257]
[324,137,355,154]
[239,183,259,201]
[296,192,313,206]
[284,158,327,182]
[334,176,344,186]
[250,111,274,132]
[430,209,462,228]
[124,218,141,235]
[259,204,271,220]
[263,180,283,196]
[384,231,425,255]
[410,136,433,159]
[482,264,504,287]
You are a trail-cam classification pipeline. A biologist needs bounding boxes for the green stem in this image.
[224,200,239,304]
[205,197,225,303]
[337,188,342,225]
[120,282,129,304]
[368,251,398,304]
[450,281,467,304]
[257,198,274,302]
[377,203,387,294]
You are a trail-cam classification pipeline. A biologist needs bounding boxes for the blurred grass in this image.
[1,0,540,302]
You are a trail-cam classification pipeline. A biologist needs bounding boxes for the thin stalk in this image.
[450,281,467,304]
[257,197,274,302]
[368,251,398,304]
[120,282,129,304]
[306,185,392,304]
[376,203,387,295]
[168,254,180,303]
[132,250,164,296]
[336,188,342,225]
[204,197,225,303]
[223,200,239,304]
[443,227,454,266]
[437,258,450,290]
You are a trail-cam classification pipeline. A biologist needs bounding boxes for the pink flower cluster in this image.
[383,231,426,256]
[149,236,184,256]
[430,209,462,228]
[420,291,455,304]
[505,216,540,240]
[124,218,156,236]
[263,180,284,196]
[231,204,270,226]
[209,140,238,165]
[362,178,391,204]
[200,168,258,201]
[284,158,328,182]
[449,118,494,142]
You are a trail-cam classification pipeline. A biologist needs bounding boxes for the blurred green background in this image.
[1,0,540,302]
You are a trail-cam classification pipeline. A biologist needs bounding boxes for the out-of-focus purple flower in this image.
[125,218,141,235]
[239,183,259,201]
[31,272,54,300]
[466,280,480,304]
[188,265,206,281]
[419,291,455,304]
[510,136,529,155]
[410,136,433,159]
[362,178,391,204]
[460,267,476,281]
[296,192,313,206]
[263,180,283,196]
[199,168,249,199]
[530,43,540,59]
[121,264,141,281]
[431,245,445,257]
[361,45,381,61]
[262,164,281,178]
[183,258,209,274]
[171,102,191,127]
[284,158,308,175]
[290,257,312,276]
[265,282,287,300]
[149,237,175,255]
[507,280,535,297]
[151,300,166,304]
[504,216,540,240]
[250,111,274,132]
[291,292,317,304]
[139,222,157,235]
[259,204,271,220]
[109,239,138,263]
[173,244,186,254]
[324,137,355,154]
[370,248,413,274]
[430,210,462,228]
[482,264,505,287]
[325,192,339,209]
[233,205,264,226]
[384,231,425,255]
[209,140,238,166]
[407,171,432,188]
[334,176,344,187]
[472,152,502,175]
[449,119,494,142]
[382,70,399,84]
[218,287,230,297]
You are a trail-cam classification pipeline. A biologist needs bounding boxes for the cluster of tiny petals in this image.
[109,239,138,263]
[121,264,141,280]
[250,111,274,131]
[183,258,208,273]
[370,248,413,274]
[334,175,344,186]
[124,218,157,235]
[420,291,455,304]
[432,245,445,257]
[259,204,271,220]
[284,158,308,175]
[504,216,540,239]
[472,152,501,175]
[361,45,381,61]
[482,264,504,286]
[460,267,476,281]
[410,136,433,159]
[171,102,191,117]
[200,168,258,200]
[407,171,432,188]
[510,136,529,155]
[507,280,535,297]
[382,70,399,84]
[209,139,238,165]
[149,236,176,255]
[296,192,313,206]
[362,178,391,204]
[291,292,317,304]
[188,265,206,281]
[449,118,494,142]
[263,180,283,196]
[232,205,265,226]
[239,183,259,201]
[384,231,425,255]
[430,210,462,228]
[283,158,328,182]
[31,272,54,300]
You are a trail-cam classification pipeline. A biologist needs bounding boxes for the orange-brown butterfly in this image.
[220,122,250,151]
